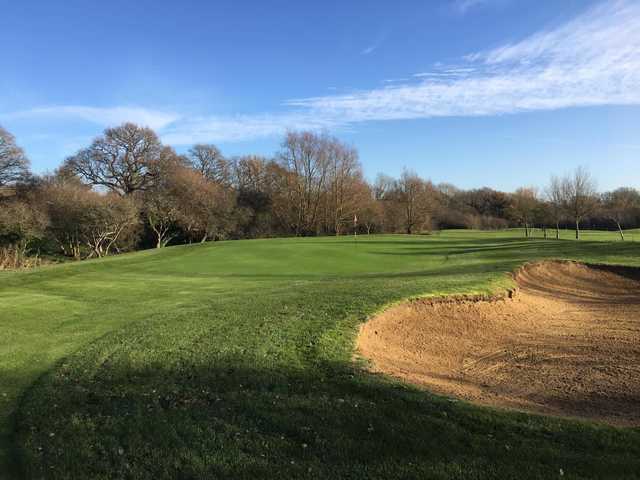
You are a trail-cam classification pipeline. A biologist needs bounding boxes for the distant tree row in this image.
[1,123,639,268]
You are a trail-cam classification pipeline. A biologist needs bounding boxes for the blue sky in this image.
[1,0,639,191]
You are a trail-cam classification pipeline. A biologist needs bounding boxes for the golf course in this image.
[2,230,640,479]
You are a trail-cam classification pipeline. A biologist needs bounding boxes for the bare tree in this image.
[357,189,384,234]
[0,126,30,186]
[233,155,269,191]
[546,176,565,239]
[64,123,163,195]
[436,182,460,200]
[83,194,140,258]
[170,167,236,242]
[372,174,402,232]
[187,144,231,185]
[278,131,330,235]
[232,156,285,237]
[560,166,598,240]
[324,140,364,235]
[602,187,640,241]
[397,169,432,234]
[33,173,139,258]
[0,198,48,269]
[143,183,180,249]
[36,176,94,258]
[509,187,539,237]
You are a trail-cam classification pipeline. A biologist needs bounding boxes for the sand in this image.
[357,261,640,426]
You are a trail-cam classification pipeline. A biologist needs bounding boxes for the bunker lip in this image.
[356,260,640,427]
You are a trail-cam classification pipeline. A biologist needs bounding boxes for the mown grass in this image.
[1,230,640,479]
[510,227,640,242]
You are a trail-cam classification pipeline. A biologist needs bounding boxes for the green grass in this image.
[516,227,640,242]
[1,230,640,479]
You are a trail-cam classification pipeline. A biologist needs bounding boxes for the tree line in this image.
[1,123,639,268]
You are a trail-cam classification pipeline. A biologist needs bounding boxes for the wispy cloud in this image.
[360,29,389,56]
[412,67,476,79]
[361,45,378,55]
[160,113,338,145]
[3,1,640,146]
[1,106,179,130]
[453,0,491,14]
[289,1,640,122]
[452,0,510,15]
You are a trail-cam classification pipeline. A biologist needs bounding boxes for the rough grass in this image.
[1,230,640,479]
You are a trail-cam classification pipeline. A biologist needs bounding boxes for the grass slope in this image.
[1,231,640,479]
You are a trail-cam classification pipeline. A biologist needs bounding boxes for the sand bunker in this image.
[357,261,640,426]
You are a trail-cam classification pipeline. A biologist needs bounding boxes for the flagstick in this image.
[354,214,358,247]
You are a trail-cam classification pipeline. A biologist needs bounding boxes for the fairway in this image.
[2,231,640,479]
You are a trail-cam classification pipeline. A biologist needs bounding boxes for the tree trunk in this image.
[556,222,560,240]
[575,219,580,240]
[156,230,166,248]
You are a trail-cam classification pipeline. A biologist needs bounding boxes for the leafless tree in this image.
[278,131,330,235]
[397,169,433,234]
[602,187,640,241]
[231,156,288,237]
[170,166,236,242]
[436,182,460,199]
[324,140,365,235]
[64,123,163,195]
[560,166,598,240]
[188,144,231,185]
[36,176,94,258]
[83,194,140,258]
[0,198,48,268]
[357,190,384,234]
[372,174,402,233]
[0,126,30,186]
[14,123,640,266]
[143,182,180,248]
[33,173,139,258]
[546,176,565,239]
[509,187,539,237]
[233,155,270,191]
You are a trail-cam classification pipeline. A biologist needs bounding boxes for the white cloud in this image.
[3,1,640,146]
[361,45,377,55]
[412,67,476,79]
[2,106,179,130]
[160,113,339,145]
[453,0,490,14]
[163,1,640,143]
[360,30,389,56]
[288,0,640,122]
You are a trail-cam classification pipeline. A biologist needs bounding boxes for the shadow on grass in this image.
[325,237,530,247]
[15,358,640,480]
[368,239,640,260]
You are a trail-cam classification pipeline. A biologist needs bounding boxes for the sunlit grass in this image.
[2,230,640,479]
